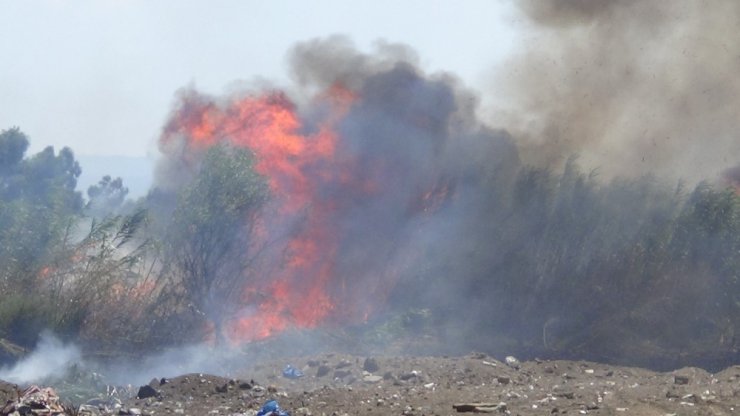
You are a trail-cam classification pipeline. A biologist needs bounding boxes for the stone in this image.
[674,375,689,385]
[505,356,520,369]
[363,357,380,373]
[333,370,351,379]
[136,385,158,399]
[363,375,383,383]
[316,365,331,377]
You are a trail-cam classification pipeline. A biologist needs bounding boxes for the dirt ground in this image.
[12,353,728,416]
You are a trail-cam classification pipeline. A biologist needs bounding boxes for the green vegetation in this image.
[0,129,271,351]
[399,156,740,366]
[0,125,738,369]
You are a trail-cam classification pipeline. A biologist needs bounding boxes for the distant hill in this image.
[76,155,155,199]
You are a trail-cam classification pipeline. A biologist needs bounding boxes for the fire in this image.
[162,85,364,342]
[161,78,455,343]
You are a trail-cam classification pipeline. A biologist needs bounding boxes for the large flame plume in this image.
[156,38,518,342]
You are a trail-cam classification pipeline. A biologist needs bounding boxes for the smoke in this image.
[489,0,740,182]
[0,332,80,384]
[152,36,519,342]
[101,343,240,386]
[723,164,740,190]
[144,27,738,365]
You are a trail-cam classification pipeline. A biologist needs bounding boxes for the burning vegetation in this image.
[1,1,740,377]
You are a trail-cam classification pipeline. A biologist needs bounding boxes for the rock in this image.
[505,356,520,369]
[363,357,380,373]
[453,402,508,413]
[363,375,383,383]
[674,375,689,385]
[251,385,266,397]
[316,365,330,377]
[666,388,681,399]
[136,385,158,399]
[556,391,575,400]
[399,371,420,381]
[333,370,351,379]
[294,407,312,416]
[79,404,102,415]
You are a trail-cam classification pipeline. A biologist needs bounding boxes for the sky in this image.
[0,0,522,158]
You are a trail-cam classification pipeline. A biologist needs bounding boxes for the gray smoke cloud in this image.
[489,0,740,182]
[0,332,80,384]
[153,36,520,331]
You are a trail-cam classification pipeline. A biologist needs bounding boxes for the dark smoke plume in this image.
[491,0,740,182]
[152,36,519,340]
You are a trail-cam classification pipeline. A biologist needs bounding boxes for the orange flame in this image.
[162,86,361,342]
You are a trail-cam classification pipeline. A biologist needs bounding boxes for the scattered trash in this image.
[0,385,66,416]
[453,402,508,413]
[282,364,304,379]
[505,356,520,369]
[257,399,291,416]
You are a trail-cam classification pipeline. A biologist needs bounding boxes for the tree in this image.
[0,128,83,288]
[0,127,85,346]
[164,144,268,343]
[0,127,29,177]
[86,175,129,217]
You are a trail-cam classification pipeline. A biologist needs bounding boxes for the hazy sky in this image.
[0,0,522,158]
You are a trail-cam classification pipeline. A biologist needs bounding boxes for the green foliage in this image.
[0,128,83,294]
[86,175,129,217]
[159,143,269,342]
[415,157,740,363]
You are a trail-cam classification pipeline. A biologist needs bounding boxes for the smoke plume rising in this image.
[154,36,518,343]
[0,332,80,384]
[490,0,740,182]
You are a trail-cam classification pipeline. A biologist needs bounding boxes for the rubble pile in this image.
[0,354,738,415]
[0,385,67,416]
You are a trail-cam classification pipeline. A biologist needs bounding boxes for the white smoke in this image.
[0,332,81,384]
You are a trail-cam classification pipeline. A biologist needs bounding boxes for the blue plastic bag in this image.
[282,364,304,379]
[257,400,290,416]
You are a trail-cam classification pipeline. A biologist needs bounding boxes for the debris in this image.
[362,375,383,383]
[555,391,575,400]
[453,402,508,413]
[673,375,689,385]
[505,356,520,369]
[0,385,65,416]
[282,365,304,379]
[399,371,420,381]
[257,399,290,416]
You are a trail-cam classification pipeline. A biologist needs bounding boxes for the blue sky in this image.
[0,0,523,158]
